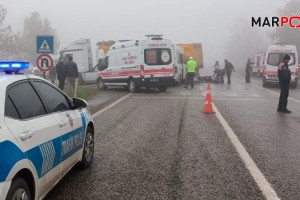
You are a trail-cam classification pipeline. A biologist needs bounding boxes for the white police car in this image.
[0,62,94,200]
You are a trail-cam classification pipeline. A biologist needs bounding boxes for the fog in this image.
[1,0,288,67]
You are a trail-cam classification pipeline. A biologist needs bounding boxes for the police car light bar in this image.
[0,61,29,72]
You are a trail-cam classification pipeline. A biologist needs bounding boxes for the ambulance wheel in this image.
[158,86,168,92]
[97,78,107,90]
[128,79,139,93]
[6,178,31,200]
[78,127,94,169]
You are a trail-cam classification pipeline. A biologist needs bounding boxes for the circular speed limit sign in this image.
[36,54,53,72]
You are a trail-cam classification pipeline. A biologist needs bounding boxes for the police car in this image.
[0,62,95,200]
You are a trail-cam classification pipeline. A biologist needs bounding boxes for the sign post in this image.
[36,35,54,79]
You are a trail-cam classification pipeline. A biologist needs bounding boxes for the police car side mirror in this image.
[73,98,88,109]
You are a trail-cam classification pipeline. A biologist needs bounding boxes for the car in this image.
[0,61,95,200]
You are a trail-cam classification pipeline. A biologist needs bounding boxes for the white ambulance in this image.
[263,44,299,88]
[96,35,175,92]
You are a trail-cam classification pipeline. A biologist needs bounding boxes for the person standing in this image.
[245,59,252,83]
[277,54,292,113]
[65,55,78,95]
[56,57,66,90]
[224,59,235,84]
[184,57,197,89]
[48,65,56,84]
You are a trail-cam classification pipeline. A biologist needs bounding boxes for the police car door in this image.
[32,80,85,176]
[4,80,62,197]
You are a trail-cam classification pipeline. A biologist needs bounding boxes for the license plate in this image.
[150,79,159,82]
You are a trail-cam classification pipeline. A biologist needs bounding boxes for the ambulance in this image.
[250,53,264,76]
[263,44,299,88]
[96,35,175,92]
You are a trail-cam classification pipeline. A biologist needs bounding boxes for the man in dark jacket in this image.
[224,59,235,84]
[277,54,291,113]
[245,59,252,83]
[56,57,66,90]
[65,55,78,89]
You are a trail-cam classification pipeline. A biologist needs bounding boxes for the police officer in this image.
[224,59,235,84]
[184,57,197,89]
[277,54,292,113]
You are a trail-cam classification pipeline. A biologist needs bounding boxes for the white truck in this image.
[60,38,98,84]
[263,44,299,88]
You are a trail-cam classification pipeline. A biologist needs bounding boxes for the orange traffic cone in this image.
[203,83,215,114]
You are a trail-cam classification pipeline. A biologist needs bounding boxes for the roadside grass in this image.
[64,84,99,101]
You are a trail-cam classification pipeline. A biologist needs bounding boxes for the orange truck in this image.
[177,43,204,68]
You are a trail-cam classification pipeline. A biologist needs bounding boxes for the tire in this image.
[291,78,298,89]
[97,78,107,90]
[6,178,31,200]
[78,127,94,169]
[128,79,139,93]
[158,86,168,92]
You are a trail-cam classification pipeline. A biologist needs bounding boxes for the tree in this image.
[224,17,270,68]
[0,5,23,60]
[22,12,60,63]
[270,0,300,57]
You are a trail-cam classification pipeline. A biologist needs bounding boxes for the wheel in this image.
[78,74,84,85]
[128,79,139,93]
[262,77,267,87]
[78,127,94,169]
[291,78,298,89]
[158,86,168,92]
[97,78,107,90]
[6,178,31,200]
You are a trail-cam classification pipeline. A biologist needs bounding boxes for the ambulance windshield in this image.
[144,49,172,66]
[267,53,295,66]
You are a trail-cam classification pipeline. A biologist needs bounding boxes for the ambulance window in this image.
[8,82,46,119]
[5,96,20,119]
[34,81,70,113]
[145,48,172,65]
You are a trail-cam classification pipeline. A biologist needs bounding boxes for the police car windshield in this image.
[144,48,172,66]
[267,53,295,66]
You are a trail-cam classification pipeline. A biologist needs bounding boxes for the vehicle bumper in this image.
[264,76,297,84]
[136,77,175,87]
[0,180,11,199]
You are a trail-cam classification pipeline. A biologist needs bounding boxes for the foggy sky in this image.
[1,0,288,66]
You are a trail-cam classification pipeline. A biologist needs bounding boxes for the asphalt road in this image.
[45,73,300,200]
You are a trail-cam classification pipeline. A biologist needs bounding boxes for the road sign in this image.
[36,54,53,72]
[37,36,54,54]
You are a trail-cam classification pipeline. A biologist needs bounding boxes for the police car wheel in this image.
[78,127,94,169]
[6,178,31,200]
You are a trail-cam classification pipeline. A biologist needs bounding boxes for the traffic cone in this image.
[203,83,215,114]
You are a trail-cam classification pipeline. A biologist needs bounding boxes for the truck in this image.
[176,43,204,68]
[263,44,299,88]
[60,38,98,84]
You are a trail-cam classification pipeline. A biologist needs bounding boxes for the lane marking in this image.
[131,96,267,101]
[253,85,300,104]
[212,103,280,200]
[92,93,132,118]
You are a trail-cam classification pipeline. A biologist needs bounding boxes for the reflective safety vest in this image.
[186,59,197,73]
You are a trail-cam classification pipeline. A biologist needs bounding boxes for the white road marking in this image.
[131,96,266,101]
[92,93,132,118]
[212,103,280,200]
[253,85,300,104]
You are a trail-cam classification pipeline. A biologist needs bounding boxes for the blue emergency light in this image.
[0,61,29,73]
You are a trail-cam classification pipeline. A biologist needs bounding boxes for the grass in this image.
[64,84,99,101]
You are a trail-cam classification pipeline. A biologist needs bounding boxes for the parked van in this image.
[97,35,175,92]
[263,44,299,88]
[174,46,187,84]
[60,38,98,84]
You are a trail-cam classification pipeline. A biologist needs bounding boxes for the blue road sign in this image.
[36,36,54,54]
